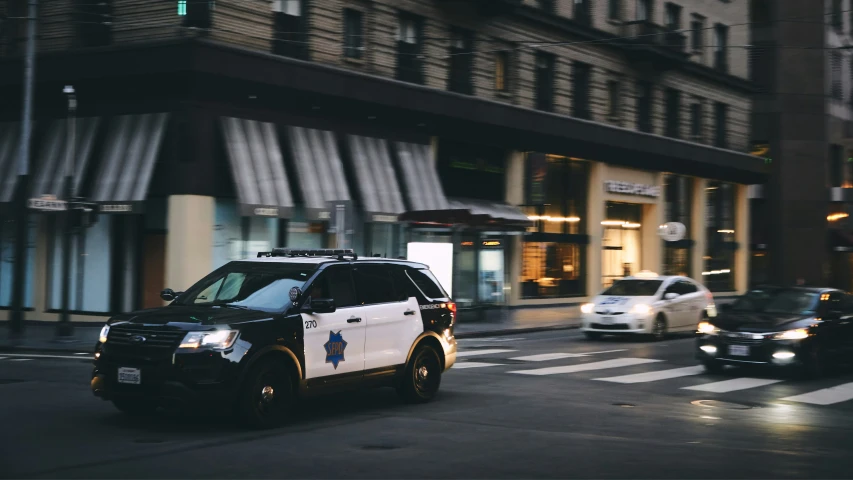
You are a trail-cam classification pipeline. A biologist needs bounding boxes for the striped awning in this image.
[90,113,169,213]
[395,141,450,212]
[31,117,100,200]
[346,135,406,222]
[0,122,23,205]
[287,126,351,221]
[220,117,294,218]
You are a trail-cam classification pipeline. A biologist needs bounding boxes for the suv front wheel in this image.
[398,344,442,404]
[236,359,295,429]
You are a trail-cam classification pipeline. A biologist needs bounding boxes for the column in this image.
[734,183,750,293]
[505,151,524,305]
[641,172,664,273]
[586,161,605,295]
[29,215,50,322]
[165,195,215,294]
[691,178,707,284]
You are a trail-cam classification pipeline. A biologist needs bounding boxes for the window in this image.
[574,0,591,25]
[636,80,653,133]
[1,219,35,308]
[714,102,728,148]
[178,0,187,15]
[571,62,592,120]
[76,0,112,47]
[662,174,692,277]
[407,268,449,299]
[535,51,556,112]
[448,27,474,95]
[273,0,309,59]
[353,265,398,305]
[303,265,358,308]
[832,51,843,101]
[538,0,556,14]
[495,51,510,92]
[602,280,663,296]
[607,80,620,119]
[608,0,621,20]
[637,0,651,21]
[714,24,728,72]
[690,102,703,141]
[665,88,681,138]
[179,265,315,313]
[705,181,736,292]
[664,3,681,30]
[832,0,843,31]
[183,0,213,29]
[396,13,424,84]
[690,16,704,52]
[521,243,584,298]
[343,8,363,59]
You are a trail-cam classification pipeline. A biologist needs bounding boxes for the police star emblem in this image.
[324,330,348,369]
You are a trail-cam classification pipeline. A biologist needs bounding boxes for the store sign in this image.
[372,214,398,223]
[605,180,660,198]
[658,222,686,242]
[253,207,278,217]
[100,204,133,213]
[28,198,68,211]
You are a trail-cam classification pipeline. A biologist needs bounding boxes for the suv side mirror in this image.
[664,292,679,301]
[306,298,336,314]
[160,288,180,302]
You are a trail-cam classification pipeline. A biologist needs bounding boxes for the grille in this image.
[591,323,629,330]
[107,324,185,350]
[594,311,625,316]
[721,332,767,346]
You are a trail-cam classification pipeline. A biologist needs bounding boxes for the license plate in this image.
[600,316,613,325]
[117,367,141,385]
[729,345,750,357]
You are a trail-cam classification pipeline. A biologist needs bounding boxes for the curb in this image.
[455,324,580,339]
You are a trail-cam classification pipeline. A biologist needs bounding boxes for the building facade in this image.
[0,0,764,323]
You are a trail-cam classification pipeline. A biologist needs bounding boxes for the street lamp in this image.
[57,85,76,339]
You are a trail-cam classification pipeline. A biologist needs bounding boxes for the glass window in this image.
[662,174,692,277]
[571,62,592,120]
[495,51,510,92]
[353,265,397,305]
[763,290,819,315]
[448,27,474,95]
[407,268,449,299]
[1,218,35,308]
[520,242,584,298]
[48,216,111,312]
[525,155,588,235]
[679,280,698,294]
[390,266,420,301]
[691,18,704,51]
[212,199,280,270]
[607,80,620,119]
[535,51,556,112]
[602,279,662,296]
[396,13,424,84]
[343,8,363,59]
[608,0,621,20]
[705,181,736,291]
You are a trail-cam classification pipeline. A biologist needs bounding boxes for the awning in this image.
[0,122,22,205]
[400,197,533,231]
[395,141,450,212]
[287,126,350,220]
[346,135,406,222]
[220,116,294,218]
[31,117,100,200]
[90,113,169,213]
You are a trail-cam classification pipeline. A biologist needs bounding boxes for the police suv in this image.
[90,249,457,428]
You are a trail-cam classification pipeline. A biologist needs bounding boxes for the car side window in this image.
[663,282,680,296]
[407,268,449,299]
[353,264,398,305]
[310,266,357,308]
[680,281,698,294]
[389,266,420,301]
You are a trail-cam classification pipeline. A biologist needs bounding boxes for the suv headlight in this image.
[697,321,720,335]
[179,330,239,350]
[581,303,594,314]
[99,325,110,343]
[773,328,809,340]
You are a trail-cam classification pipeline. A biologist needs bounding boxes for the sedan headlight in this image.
[580,303,594,314]
[773,328,809,340]
[697,321,720,335]
[98,325,110,343]
[632,304,652,315]
[179,330,239,350]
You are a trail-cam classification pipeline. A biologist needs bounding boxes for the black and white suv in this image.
[90,248,457,428]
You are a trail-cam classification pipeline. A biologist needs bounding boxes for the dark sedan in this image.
[695,287,853,377]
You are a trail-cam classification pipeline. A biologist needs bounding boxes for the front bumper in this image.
[695,335,809,367]
[582,313,652,334]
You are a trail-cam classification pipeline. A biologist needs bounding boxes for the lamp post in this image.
[57,85,76,339]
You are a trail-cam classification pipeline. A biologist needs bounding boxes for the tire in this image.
[112,397,158,416]
[650,315,667,341]
[584,332,603,341]
[398,344,442,404]
[702,360,724,374]
[801,345,827,380]
[235,360,295,429]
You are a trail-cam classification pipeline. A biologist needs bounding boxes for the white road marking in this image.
[511,353,587,362]
[452,362,504,369]
[594,366,706,384]
[0,353,92,360]
[781,383,853,405]
[456,349,517,358]
[457,337,525,343]
[8,358,32,362]
[508,358,662,376]
[682,377,783,393]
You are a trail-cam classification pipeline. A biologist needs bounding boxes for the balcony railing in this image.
[621,20,687,54]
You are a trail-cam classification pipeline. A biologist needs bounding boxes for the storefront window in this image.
[662,174,692,277]
[213,199,280,269]
[602,202,642,288]
[49,216,113,313]
[0,218,35,308]
[520,242,583,298]
[705,181,736,291]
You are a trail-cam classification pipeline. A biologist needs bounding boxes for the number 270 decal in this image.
[304,320,318,329]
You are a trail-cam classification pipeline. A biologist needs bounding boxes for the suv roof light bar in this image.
[257,248,358,261]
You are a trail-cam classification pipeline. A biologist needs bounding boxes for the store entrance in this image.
[601,202,643,288]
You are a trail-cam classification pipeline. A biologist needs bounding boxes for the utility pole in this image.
[57,86,76,339]
[10,0,38,338]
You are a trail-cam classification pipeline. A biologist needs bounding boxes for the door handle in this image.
[404,310,416,316]
[347,317,362,323]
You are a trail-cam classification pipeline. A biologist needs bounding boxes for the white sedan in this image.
[580,272,715,341]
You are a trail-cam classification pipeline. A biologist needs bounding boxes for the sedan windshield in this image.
[730,288,779,312]
[602,280,663,297]
[174,264,316,313]
[761,290,820,316]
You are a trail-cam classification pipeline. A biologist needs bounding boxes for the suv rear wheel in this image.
[236,360,295,429]
[398,344,442,404]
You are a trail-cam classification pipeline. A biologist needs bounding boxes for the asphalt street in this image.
[3,330,853,479]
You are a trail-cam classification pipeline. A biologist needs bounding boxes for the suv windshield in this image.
[174,263,316,313]
[602,280,663,297]
[761,290,820,316]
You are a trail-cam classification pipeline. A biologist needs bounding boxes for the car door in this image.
[356,264,423,372]
[301,265,367,381]
[660,280,686,326]
[677,280,704,329]
[819,291,853,361]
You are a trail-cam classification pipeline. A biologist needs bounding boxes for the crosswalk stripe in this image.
[8,358,32,362]
[508,358,662,376]
[682,377,783,393]
[781,383,853,405]
[511,353,586,362]
[594,365,706,384]
[452,362,504,369]
[456,349,516,358]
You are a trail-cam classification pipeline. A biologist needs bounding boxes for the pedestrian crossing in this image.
[450,346,853,407]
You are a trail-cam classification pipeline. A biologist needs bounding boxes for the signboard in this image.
[658,222,687,242]
[100,204,133,213]
[28,198,68,211]
[253,207,279,217]
[605,180,661,198]
[372,214,398,223]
